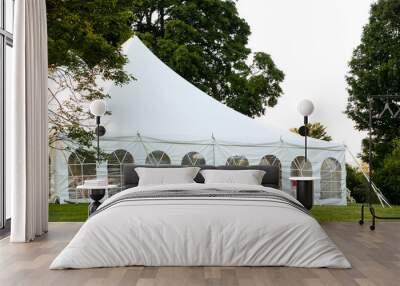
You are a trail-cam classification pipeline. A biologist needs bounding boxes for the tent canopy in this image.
[102,37,343,150]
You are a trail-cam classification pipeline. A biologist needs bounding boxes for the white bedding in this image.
[50,183,351,269]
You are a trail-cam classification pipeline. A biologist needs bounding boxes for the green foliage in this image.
[47,0,134,84]
[346,164,370,203]
[345,0,400,167]
[375,138,400,204]
[47,0,135,153]
[290,122,332,141]
[48,0,284,157]
[132,0,284,117]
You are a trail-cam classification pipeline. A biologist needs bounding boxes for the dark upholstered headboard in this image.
[121,164,280,190]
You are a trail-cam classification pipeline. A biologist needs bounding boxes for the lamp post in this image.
[290,99,316,210]
[89,99,106,164]
[87,99,107,215]
[297,99,314,161]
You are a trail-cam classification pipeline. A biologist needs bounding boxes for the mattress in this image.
[50,183,351,269]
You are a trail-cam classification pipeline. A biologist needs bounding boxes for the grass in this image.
[49,203,89,222]
[48,203,400,223]
[311,204,400,222]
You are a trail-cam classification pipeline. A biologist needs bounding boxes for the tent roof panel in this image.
[103,36,341,149]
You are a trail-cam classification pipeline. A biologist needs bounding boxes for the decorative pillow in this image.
[200,169,266,185]
[135,167,201,186]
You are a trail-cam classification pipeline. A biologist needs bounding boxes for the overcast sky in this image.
[237,0,376,161]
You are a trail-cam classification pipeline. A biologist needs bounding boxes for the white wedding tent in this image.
[50,36,347,205]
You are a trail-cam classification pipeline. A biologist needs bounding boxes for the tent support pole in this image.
[346,146,389,207]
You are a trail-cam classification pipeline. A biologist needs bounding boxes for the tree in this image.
[290,122,332,141]
[131,0,284,117]
[375,138,400,204]
[47,0,135,153]
[48,0,284,154]
[345,0,400,167]
[346,164,370,203]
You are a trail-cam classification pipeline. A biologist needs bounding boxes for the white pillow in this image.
[135,167,200,186]
[200,169,265,185]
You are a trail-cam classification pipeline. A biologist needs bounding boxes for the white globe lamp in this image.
[297,99,314,116]
[90,99,107,117]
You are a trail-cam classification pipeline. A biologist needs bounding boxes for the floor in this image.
[0,222,399,286]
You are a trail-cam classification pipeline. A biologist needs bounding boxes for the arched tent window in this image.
[107,149,134,169]
[226,155,249,166]
[145,150,171,165]
[67,151,96,201]
[181,152,206,166]
[260,154,281,167]
[320,158,342,199]
[260,155,282,189]
[107,149,134,191]
[290,156,312,177]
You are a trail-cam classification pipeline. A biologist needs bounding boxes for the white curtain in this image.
[9,0,48,242]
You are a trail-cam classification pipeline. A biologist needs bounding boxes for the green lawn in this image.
[49,203,89,222]
[311,204,400,222]
[49,203,400,223]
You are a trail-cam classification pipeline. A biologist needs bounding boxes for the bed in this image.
[50,165,350,269]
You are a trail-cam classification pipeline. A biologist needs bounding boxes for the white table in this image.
[76,184,119,200]
[77,184,119,215]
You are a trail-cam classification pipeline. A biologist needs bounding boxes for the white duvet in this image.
[50,183,351,269]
